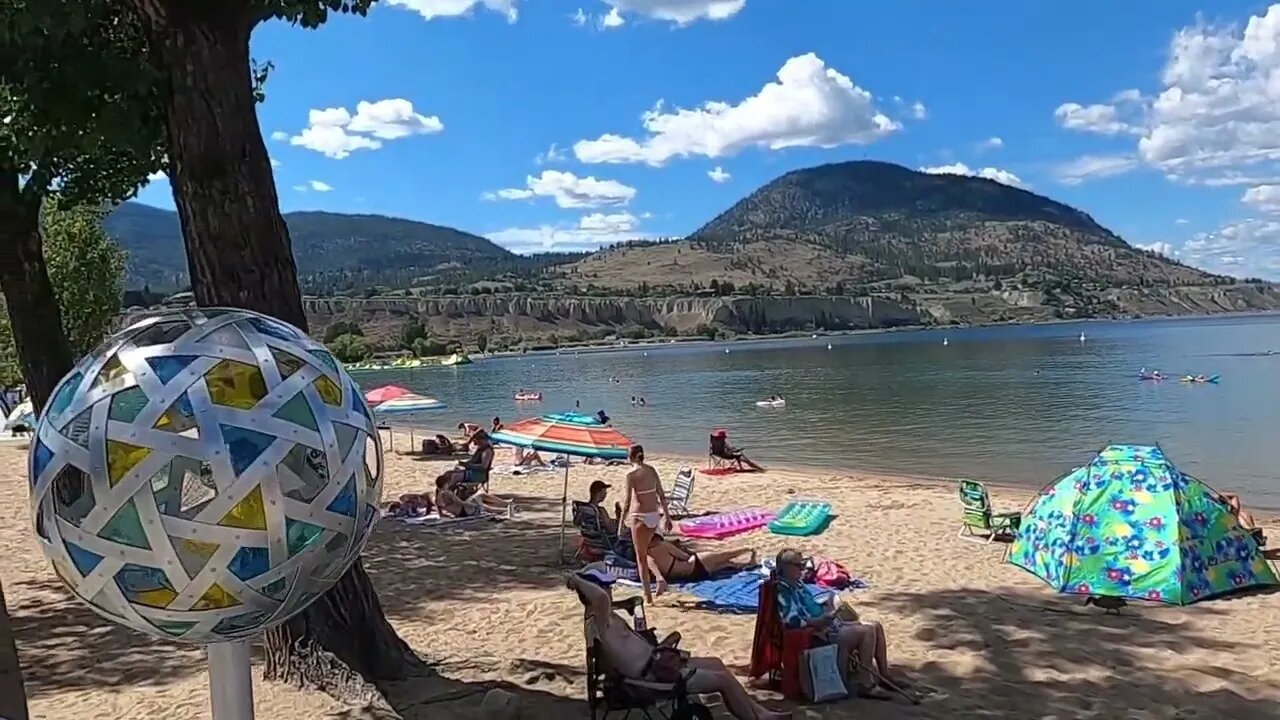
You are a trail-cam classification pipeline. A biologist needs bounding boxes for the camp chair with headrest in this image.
[584,596,712,720]
[572,501,636,562]
[667,466,695,518]
[749,573,822,700]
[958,478,1021,544]
[708,432,744,471]
[453,449,495,499]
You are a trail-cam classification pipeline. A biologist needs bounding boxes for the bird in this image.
[1083,596,1127,615]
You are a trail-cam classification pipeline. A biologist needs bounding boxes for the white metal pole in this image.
[207,641,255,720]
[559,462,570,564]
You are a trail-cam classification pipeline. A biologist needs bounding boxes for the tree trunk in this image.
[0,184,75,412]
[0,580,29,720]
[126,0,305,324]
[123,0,415,701]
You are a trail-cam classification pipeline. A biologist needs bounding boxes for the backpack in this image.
[812,558,852,590]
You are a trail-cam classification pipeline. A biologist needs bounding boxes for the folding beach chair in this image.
[584,597,712,720]
[957,479,1021,544]
[572,501,635,562]
[707,431,744,471]
[667,466,695,518]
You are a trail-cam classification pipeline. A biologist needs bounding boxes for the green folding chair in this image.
[958,479,1021,543]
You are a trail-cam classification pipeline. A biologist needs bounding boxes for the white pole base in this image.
[207,641,255,720]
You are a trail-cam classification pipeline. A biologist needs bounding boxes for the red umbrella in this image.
[364,384,412,404]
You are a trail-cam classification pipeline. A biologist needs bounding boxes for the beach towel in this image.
[394,512,503,526]
[699,467,761,477]
[504,465,557,476]
[621,569,834,613]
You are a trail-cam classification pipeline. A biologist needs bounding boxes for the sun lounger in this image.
[958,478,1021,543]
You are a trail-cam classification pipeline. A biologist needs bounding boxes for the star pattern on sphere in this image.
[29,308,383,644]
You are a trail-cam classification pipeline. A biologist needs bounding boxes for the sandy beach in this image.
[7,435,1280,719]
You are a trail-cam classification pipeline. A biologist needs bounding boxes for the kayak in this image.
[755,399,786,408]
[1180,375,1220,384]
[514,392,543,401]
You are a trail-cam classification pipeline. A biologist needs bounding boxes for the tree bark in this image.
[0,580,29,720]
[126,0,305,325]
[122,0,415,701]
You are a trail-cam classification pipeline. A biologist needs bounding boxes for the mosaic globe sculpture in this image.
[28,307,383,644]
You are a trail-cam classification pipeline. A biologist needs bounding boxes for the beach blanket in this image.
[393,512,503,526]
[618,569,837,613]
[503,465,557,476]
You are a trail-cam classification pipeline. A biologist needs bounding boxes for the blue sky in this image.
[136,1,1280,279]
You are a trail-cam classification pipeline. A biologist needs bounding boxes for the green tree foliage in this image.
[41,201,127,355]
[398,320,426,348]
[411,337,448,358]
[476,333,488,353]
[322,320,363,342]
[325,333,369,363]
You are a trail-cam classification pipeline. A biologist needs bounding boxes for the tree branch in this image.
[19,163,50,211]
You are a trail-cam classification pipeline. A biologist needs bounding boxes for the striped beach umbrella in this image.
[364,384,412,404]
[492,413,634,561]
[371,393,447,414]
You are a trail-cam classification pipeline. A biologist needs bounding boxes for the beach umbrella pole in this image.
[558,462,570,564]
[207,640,254,720]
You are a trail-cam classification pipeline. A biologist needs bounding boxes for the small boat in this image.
[755,398,786,408]
[441,352,472,366]
[514,391,543,401]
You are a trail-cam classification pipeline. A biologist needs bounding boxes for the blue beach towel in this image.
[617,568,845,613]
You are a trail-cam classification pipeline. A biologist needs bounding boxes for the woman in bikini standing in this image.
[619,445,672,602]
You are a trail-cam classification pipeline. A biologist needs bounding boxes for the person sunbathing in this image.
[1220,493,1278,557]
[775,548,907,699]
[566,567,795,720]
[514,446,546,467]
[386,492,433,518]
[645,540,757,586]
[434,475,511,518]
[710,430,764,471]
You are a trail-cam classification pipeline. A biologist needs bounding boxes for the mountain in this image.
[104,202,582,292]
[564,160,1222,295]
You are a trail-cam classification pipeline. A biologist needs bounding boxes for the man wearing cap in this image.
[566,568,795,720]
[587,480,622,535]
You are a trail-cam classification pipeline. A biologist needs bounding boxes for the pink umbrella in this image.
[364,384,412,404]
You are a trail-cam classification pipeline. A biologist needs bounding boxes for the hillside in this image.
[104,202,581,292]
[563,160,1222,295]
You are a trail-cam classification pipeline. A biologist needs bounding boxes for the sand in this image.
[6,434,1280,719]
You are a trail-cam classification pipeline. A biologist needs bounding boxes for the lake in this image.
[352,314,1280,505]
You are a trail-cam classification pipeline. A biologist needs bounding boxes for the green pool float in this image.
[768,500,832,536]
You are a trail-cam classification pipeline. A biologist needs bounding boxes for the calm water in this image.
[355,314,1280,504]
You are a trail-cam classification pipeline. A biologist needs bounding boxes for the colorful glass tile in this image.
[228,546,270,581]
[193,582,241,610]
[273,391,318,432]
[46,371,83,418]
[63,539,104,576]
[220,424,276,476]
[30,437,54,484]
[145,354,200,385]
[218,485,268,531]
[269,348,306,379]
[173,537,220,577]
[325,475,357,517]
[153,393,198,435]
[313,376,342,407]
[99,498,151,549]
[94,356,129,387]
[106,440,151,487]
[107,387,148,423]
[205,359,268,410]
[115,563,178,609]
[285,518,325,557]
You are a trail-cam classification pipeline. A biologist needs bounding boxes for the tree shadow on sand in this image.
[845,586,1280,719]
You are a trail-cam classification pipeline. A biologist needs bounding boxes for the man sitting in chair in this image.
[567,566,795,720]
[775,549,906,699]
[441,430,495,496]
[710,430,764,471]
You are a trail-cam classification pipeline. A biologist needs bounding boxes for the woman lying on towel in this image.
[644,539,758,592]
[434,475,513,518]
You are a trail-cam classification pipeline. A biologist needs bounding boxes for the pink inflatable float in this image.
[679,508,776,540]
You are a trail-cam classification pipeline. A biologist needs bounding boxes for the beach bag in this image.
[813,558,852,589]
[802,643,847,702]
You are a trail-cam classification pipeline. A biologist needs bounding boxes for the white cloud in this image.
[288,99,443,159]
[572,8,587,25]
[573,53,899,166]
[270,131,289,141]
[484,170,636,208]
[600,7,625,28]
[1184,218,1280,278]
[1176,218,1190,224]
[1054,154,1139,185]
[293,180,334,193]
[977,136,1003,152]
[919,162,1026,189]
[1136,241,1178,257]
[1054,5,1280,185]
[707,166,731,183]
[488,212,649,253]
[1243,184,1280,212]
[534,143,566,164]
[385,0,518,22]
[147,170,166,182]
[598,0,745,26]
[910,101,927,120]
[270,158,282,168]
